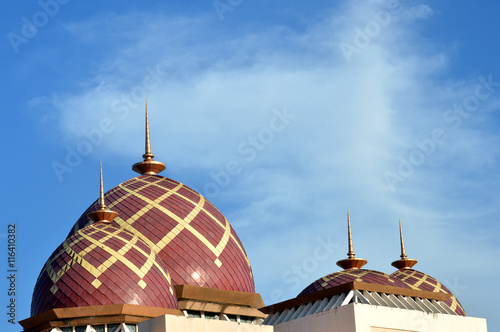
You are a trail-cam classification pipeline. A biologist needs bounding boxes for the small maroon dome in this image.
[298,269,413,297]
[68,175,255,294]
[31,222,177,316]
[391,269,465,316]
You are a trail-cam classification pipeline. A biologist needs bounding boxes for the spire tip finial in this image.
[144,100,153,160]
[87,162,118,223]
[399,218,407,259]
[336,210,367,270]
[132,101,166,175]
[391,219,418,270]
[347,209,354,258]
[99,161,105,209]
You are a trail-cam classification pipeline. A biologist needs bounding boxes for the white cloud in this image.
[409,4,435,20]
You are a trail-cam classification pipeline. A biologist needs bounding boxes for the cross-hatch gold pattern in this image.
[105,176,251,272]
[320,270,461,313]
[321,270,398,287]
[56,176,252,294]
[42,224,173,296]
[395,270,462,313]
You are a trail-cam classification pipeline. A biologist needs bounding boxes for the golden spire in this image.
[87,162,119,223]
[347,210,355,258]
[399,219,407,259]
[132,101,166,175]
[144,100,154,160]
[336,210,367,270]
[99,161,105,208]
[391,219,418,270]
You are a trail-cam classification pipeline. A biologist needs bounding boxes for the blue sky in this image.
[1,0,500,331]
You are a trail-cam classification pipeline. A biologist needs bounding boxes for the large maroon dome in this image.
[31,222,177,316]
[391,269,465,316]
[68,174,255,294]
[298,269,413,297]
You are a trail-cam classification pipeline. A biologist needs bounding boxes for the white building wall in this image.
[139,304,488,332]
[272,303,487,332]
[139,314,274,332]
[352,304,487,332]
[273,305,356,332]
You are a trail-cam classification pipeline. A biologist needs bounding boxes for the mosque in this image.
[20,105,488,332]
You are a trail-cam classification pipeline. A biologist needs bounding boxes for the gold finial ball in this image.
[143,152,155,160]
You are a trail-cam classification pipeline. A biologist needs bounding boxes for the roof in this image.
[67,174,255,294]
[391,269,465,316]
[31,222,178,316]
[295,268,465,317]
[298,269,413,297]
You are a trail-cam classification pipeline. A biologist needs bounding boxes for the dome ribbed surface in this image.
[298,269,412,297]
[68,175,255,294]
[391,269,465,316]
[31,222,177,316]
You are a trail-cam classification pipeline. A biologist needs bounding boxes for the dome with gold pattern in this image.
[297,214,466,318]
[391,268,465,316]
[31,222,177,316]
[298,268,413,297]
[30,105,255,320]
[61,105,255,293]
[68,174,255,293]
[297,212,413,296]
[389,220,465,316]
